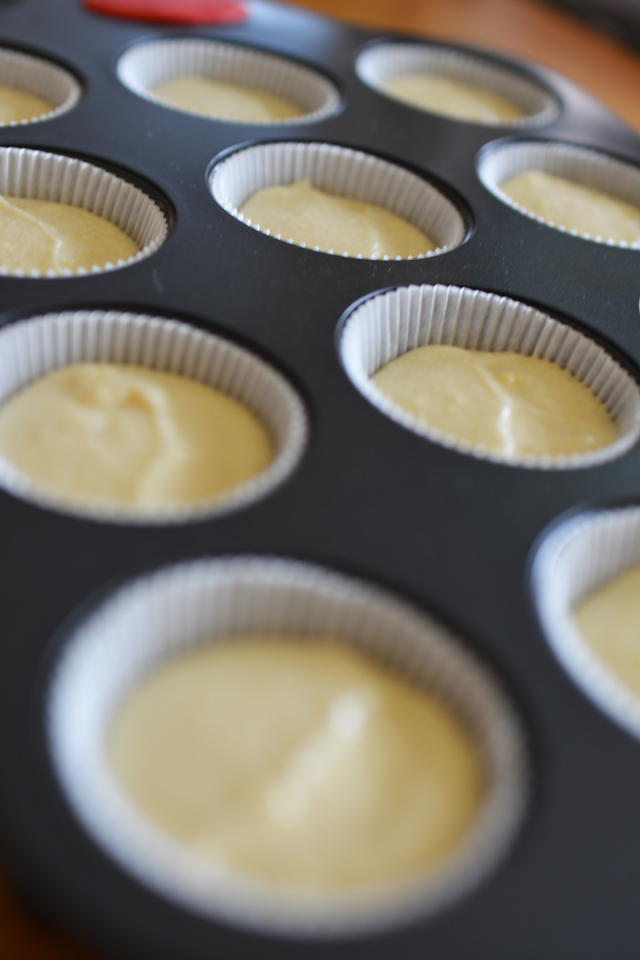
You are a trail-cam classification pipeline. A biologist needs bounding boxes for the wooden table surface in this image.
[2,1,639,958]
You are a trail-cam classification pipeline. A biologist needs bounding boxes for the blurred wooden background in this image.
[3,0,639,957]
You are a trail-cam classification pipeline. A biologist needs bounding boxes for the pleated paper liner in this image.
[478,141,640,248]
[209,141,466,260]
[117,38,340,125]
[0,46,81,125]
[356,42,557,127]
[339,283,640,469]
[47,555,528,937]
[0,311,307,523]
[0,147,168,277]
[532,505,640,740]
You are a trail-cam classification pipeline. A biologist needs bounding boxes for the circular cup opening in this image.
[0,311,307,522]
[117,39,340,125]
[339,283,640,469]
[209,141,466,260]
[0,147,168,277]
[48,556,527,937]
[532,506,640,739]
[0,47,81,126]
[356,43,558,127]
[478,141,640,248]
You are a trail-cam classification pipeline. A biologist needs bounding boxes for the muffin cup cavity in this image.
[0,311,307,523]
[209,141,466,260]
[339,283,640,469]
[478,141,640,248]
[0,148,168,277]
[47,556,527,937]
[0,47,81,125]
[356,43,557,127]
[117,39,340,126]
[532,507,640,739]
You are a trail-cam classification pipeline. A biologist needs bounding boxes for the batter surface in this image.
[151,76,303,123]
[501,171,640,244]
[0,196,139,273]
[383,74,524,123]
[372,345,618,458]
[109,638,485,888]
[0,84,53,124]
[575,564,640,699]
[0,364,274,508]
[240,179,435,259]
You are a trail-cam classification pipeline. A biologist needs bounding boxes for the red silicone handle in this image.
[83,0,248,26]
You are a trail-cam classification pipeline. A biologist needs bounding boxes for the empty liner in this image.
[533,506,640,740]
[356,43,557,127]
[478,141,640,248]
[117,39,340,125]
[47,555,527,937]
[209,141,466,260]
[339,284,640,469]
[0,311,307,522]
[0,47,81,125]
[0,147,167,277]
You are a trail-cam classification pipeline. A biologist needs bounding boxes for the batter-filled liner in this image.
[117,39,340,126]
[47,556,527,937]
[339,283,640,469]
[533,506,640,740]
[0,311,307,522]
[210,141,466,260]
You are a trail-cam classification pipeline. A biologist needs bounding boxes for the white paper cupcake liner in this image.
[0,46,81,125]
[209,141,466,260]
[478,141,640,248]
[117,39,340,126]
[356,43,557,127]
[532,506,640,740]
[0,311,307,523]
[0,147,168,277]
[47,555,527,938]
[339,284,640,469]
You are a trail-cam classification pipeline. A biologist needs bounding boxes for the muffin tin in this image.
[0,1,639,959]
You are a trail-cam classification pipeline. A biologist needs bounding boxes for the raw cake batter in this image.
[372,345,618,458]
[151,76,303,123]
[383,74,524,123]
[109,638,486,887]
[575,564,640,698]
[0,83,53,124]
[240,179,435,259]
[0,364,274,509]
[501,171,640,244]
[0,196,139,273]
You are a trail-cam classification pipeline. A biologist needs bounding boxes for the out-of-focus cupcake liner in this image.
[532,506,640,739]
[339,283,640,469]
[0,148,168,277]
[47,555,527,938]
[0,47,81,125]
[478,141,640,248]
[117,39,340,126]
[0,311,307,523]
[209,141,466,260]
[356,43,557,127]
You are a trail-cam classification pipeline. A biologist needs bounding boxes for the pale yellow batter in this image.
[110,638,485,887]
[372,345,618,458]
[0,364,274,509]
[240,179,435,259]
[0,84,54,124]
[151,76,303,123]
[383,74,524,123]
[501,171,640,244]
[575,564,640,699]
[0,197,139,273]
